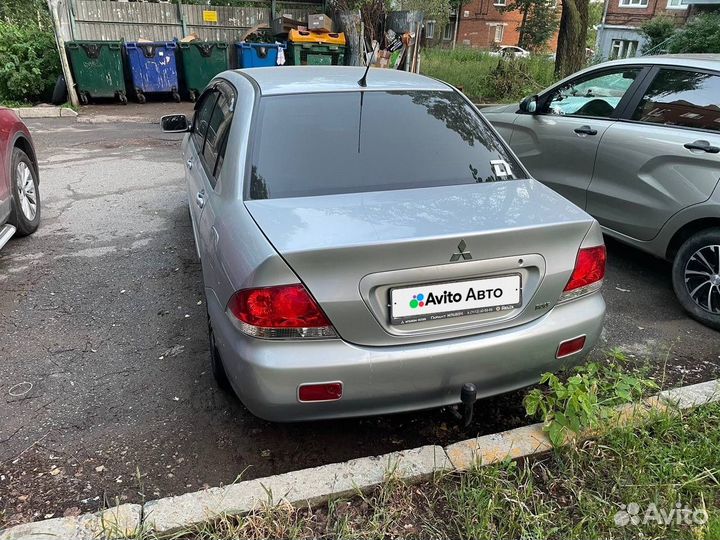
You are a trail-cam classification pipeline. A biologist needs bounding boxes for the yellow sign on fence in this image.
[202,10,218,23]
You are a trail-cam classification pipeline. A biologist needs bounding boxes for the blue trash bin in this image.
[124,41,180,103]
[235,42,285,68]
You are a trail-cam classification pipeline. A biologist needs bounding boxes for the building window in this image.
[667,0,687,8]
[425,20,436,39]
[618,0,648,6]
[494,0,507,5]
[493,24,505,42]
[610,39,638,59]
[443,23,453,40]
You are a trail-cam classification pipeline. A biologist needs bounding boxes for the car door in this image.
[185,88,219,250]
[587,66,720,241]
[193,82,235,290]
[509,65,648,208]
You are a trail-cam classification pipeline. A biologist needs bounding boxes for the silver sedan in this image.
[162,66,606,422]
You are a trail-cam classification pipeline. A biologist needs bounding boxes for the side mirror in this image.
[519,95,538,114]
[161,114,190,132]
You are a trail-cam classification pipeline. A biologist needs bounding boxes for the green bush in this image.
[0,22,61,104]
[668,12,720,54]
[420,47,556,103]
[639,15,677,54]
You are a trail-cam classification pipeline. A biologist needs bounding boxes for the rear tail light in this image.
[556,335,586,358]
[559,245,606,303]
[298,382,343,402]
[226,284,337,339]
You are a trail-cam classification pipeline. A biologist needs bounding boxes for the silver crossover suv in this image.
[162,66,606,422]
[483,54,720,330]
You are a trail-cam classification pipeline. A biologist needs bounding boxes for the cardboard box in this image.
[372,49,392,68]
[307,13,333,33]
[272,16,303,36]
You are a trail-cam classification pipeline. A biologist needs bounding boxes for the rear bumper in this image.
[209,291,605,422]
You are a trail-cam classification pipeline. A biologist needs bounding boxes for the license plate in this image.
[390,274,522,325]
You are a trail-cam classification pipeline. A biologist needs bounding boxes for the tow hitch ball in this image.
[449,383,477,427]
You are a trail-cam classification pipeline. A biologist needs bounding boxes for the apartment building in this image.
[426,0,559,51]
[595,0,718,59]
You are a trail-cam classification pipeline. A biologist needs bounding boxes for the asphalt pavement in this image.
[0,115,718,527]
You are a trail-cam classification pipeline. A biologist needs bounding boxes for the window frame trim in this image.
[618,0,649,7]
[614,64,720,135]
[425,20,436,39]
[666,0,688,8]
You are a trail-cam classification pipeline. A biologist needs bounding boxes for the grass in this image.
[0,99,33,108]
[125,400,720,539]
[420,47,557,104]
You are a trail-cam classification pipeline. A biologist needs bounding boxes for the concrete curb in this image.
[11,107,78,119]
[76,115,158,125]
[2,379,718,539]
[0,504,141,540]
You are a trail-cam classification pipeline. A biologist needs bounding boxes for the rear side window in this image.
[632,69,720,132]
[203,92,233,183]
[248,91,523,200]
[192,90,218,151]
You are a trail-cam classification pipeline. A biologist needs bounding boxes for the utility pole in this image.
[47,0,79,107]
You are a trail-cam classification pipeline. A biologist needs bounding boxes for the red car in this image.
[0,108,40,250]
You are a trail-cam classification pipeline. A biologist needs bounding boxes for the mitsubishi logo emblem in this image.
[450,240,472,262]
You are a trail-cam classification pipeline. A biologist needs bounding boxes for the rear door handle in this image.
[684,140,720,154]
[574,125,598,136]
[195,190,205,209]
[186,158,193,169]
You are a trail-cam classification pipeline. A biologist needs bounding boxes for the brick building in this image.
[428,0,559,51]
[595,0,718,59]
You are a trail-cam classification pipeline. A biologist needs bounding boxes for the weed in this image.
[524,353,659,446]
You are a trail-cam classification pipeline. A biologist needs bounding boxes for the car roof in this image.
[597,53,720,71]
[223,66,452,96]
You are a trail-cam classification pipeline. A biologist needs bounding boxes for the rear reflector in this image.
[560,245,606,302]
[556,335,586,358]
[227,284,337,339]
[298,382,343,402]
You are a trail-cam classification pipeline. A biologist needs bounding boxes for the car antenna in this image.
[358,48,376,87]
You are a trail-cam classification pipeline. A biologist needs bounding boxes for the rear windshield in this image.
[248,90,524,200]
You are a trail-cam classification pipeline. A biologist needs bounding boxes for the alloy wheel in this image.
[15,161,37,221]
[684,244,720,314]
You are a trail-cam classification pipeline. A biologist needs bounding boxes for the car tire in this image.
[8,148,40,237]
[672,228,720,330]
[208,315,232,391]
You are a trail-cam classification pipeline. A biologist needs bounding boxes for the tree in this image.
[502,0,558,51]
[554,0,589,78]
[0,0,50,27]
[668,12,720,54]
[638,15,676,54]
[397,0,455,26]
[586,0,603,49]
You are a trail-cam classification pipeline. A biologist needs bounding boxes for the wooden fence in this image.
[67,0,323,42]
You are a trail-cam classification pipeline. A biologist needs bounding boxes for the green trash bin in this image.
[66,41,127,105]
[178,41,229,102]
[288,42,346,66]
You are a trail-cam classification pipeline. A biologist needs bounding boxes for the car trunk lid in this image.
[245,180,595,346]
